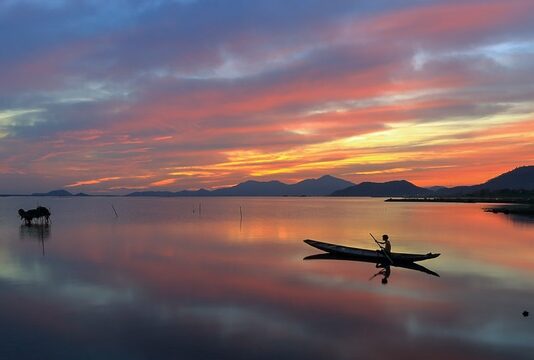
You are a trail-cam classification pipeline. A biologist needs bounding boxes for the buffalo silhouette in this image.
[18,206,51,225]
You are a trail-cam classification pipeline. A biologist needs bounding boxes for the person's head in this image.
[381,278,388,285]
[382,234,389,241]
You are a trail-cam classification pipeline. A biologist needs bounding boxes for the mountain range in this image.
[436,166,534,196]
[128,175,354,197]
[331,180,432,197]
[30,166,534,198]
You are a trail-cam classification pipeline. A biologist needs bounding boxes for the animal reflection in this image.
[18,206,51,225]
[19,224,51,241]
[19,224,50,256]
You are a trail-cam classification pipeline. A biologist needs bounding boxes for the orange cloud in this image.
[66,176,122,187]
[149,178,176,187]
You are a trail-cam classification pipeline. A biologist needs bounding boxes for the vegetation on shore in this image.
[484,205,534,217]
[386,198,534,204]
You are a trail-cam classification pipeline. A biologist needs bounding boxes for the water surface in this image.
[0,197,533,359]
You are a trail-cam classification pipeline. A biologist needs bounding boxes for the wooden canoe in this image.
[304,239,440,263]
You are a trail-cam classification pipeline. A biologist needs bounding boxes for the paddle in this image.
[370,233,394,265]
[369,271,382,281]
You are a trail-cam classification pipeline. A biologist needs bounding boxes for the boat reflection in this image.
[304,253,440,281]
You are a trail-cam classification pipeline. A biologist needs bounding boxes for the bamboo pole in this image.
[112,204,119,218]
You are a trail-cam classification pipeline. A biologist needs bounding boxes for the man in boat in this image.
[377,234,391,254]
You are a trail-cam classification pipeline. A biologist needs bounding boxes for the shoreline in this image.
[484,204,534,216]
[385,197,534,204]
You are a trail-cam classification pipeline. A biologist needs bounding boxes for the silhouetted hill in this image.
[212,180,288,196]
[176,189,212,196]
[331,180,432,197]
[438,166,534,196]
[31,189,92,196]
[127,189,211,197]
[32,189,73,196]
[287,175,354,196]
[126,175,353,197]
[426,186,447,191]
[128,191,177,197]
[481,166,534,190]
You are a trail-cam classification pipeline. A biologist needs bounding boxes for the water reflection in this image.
[502,214,534,226]
[371,263,392,284]
[484,205,534,226]
[0,197,533,359]
[19,224,51,241]
[19,224,50,256]
[304,253,440,280]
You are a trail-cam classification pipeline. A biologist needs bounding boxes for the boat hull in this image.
[304,239,440,263]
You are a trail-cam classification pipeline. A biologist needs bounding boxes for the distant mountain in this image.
[31,189,91,196]
[176,189,212,196]
[331,180,432,197]
[211,175,354,196]
[126,175,354,197]
[128,191,177,197]
[426,186,447,191]
[480,166,534,190]
[32,189,73,196]
[438,166,534,196]
[127,189,211,197]
[212,180,288,196]
[287,175,354,196]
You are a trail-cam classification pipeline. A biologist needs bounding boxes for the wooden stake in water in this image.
[239,206,243,230]
[112,204,119,218]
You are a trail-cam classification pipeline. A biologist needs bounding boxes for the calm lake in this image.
[0,197,533,359]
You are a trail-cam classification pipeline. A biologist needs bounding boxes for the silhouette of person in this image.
[377,234,391,253]
[371,263,391,285]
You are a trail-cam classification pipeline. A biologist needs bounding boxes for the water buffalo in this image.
[18,206,51,225]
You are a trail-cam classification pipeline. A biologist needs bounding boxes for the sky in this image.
[1,0,534,194]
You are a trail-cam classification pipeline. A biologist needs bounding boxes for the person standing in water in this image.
[377,234,391,254]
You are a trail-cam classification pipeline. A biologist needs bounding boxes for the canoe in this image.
[304,239,440,263]
[303,253,439,277]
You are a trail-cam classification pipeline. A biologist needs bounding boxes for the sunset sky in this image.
[1,0,534,193]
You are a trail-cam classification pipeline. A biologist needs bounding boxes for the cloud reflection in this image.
[1,198,533,358]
